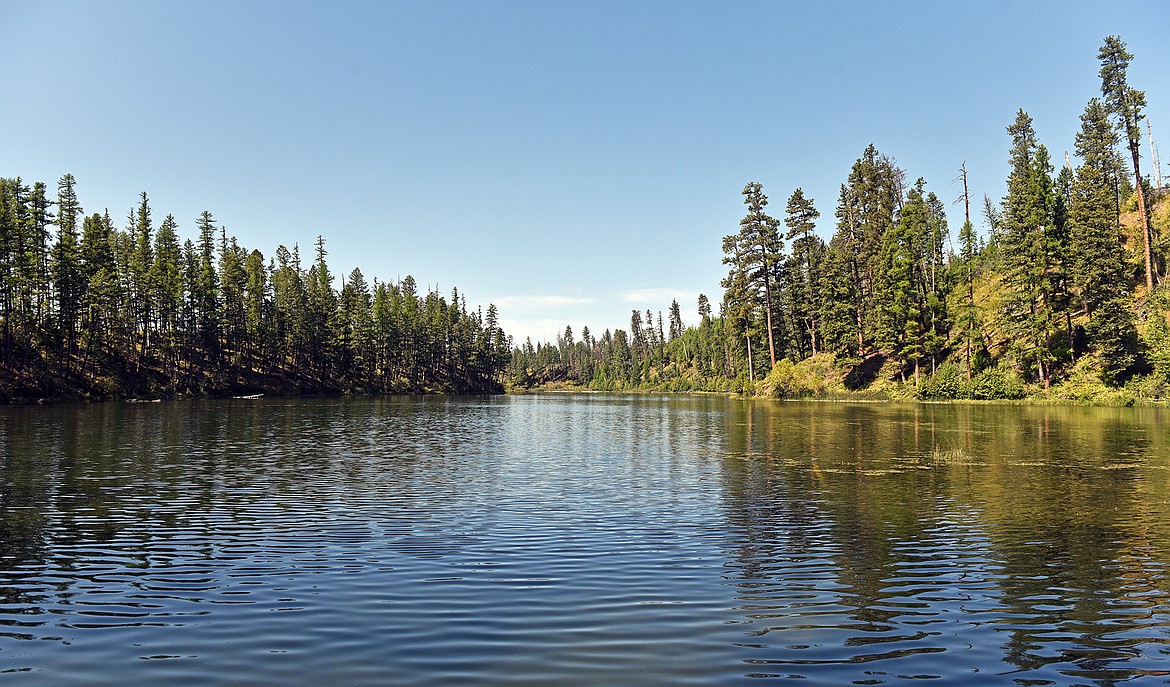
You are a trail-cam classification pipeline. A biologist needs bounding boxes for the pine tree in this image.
[0,179,25,358]
[194,210,219,357]
[697,293,711,323]
[954,217,982,381]
[874,179,931,383]
[922,189,951,374]
[78,211,119,371]
[306,235,338,376]
[818,243,860,359]
[151,214,183,373]
[128,192,154,368]
[832,145,905,352]
[243,249,269,366]
[27,182,54,334]
[339,267,373,383]
[1070,98,1138,381]
[1098,35,1156,289]
[999,110,1064,387]
[273,244,307,373]
[722,182,784,371]
[218,233,248,364]
[784,188,822,357]
[51,174,84,365]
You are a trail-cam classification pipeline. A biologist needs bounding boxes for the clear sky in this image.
[3,1,1168,345]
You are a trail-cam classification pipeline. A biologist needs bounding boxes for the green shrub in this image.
[919,359,967,399]
[1036,356,1138,406]
[1140,290,1170,382]
[1125,373,1170,402]
[970,362,1025,400]
[760,354,845,398]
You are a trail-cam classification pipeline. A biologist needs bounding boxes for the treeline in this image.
[510,36,1170,402]
[0,178,510,399]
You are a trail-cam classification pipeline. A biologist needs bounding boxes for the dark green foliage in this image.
[51,174,83,363]
[722,182,785,376]
[832,145,904,351]
[957,228,983,361]
[998,111,1067,387]
[969,362,1026,400]
[870,178,950,384]
[1069,98,1139,382]
[0,173,509,399]
[1142,287,1170,383]
[784,188,824,358]
[1098,35,1157,289]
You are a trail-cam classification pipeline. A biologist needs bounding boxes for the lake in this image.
[2,394,1169,685]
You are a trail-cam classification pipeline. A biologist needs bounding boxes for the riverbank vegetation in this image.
[0,180,511,400]
[508,36,1170,406]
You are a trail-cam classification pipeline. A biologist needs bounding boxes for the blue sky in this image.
[3,1,1168,345]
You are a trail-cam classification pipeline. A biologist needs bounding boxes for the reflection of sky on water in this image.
[1,397,1168,685]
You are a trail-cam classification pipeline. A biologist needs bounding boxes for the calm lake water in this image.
[2,394,1170,685]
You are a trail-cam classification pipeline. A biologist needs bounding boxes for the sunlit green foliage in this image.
[508,37,1166,403]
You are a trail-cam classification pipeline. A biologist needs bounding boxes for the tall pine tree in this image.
[1099,35,1156,289]
[1070,98,1138,381]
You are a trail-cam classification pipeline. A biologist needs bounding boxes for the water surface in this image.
[2,395,1169,685]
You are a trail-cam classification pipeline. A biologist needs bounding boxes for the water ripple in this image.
[1,396,1169,684]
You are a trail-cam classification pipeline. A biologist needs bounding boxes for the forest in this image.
[0,179,512,400]
[4,36,1169,405]
[508,36,1170,404]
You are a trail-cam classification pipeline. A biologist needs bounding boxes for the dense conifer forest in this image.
[0,178,511,400]
[508,36,1170,404]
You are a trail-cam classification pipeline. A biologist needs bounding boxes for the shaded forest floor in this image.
[1,349,501,403]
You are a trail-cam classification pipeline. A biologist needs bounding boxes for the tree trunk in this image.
[1129,135,1156,288]
[763,295,776,369]
[745,331,754,384]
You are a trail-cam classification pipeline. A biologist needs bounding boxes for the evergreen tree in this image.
[722,182,784,371]
[0,172,512,397]
[194,210,219,357]
[27,181,53,334]
[610,329,632,387]
[1098,35,1156,289]
[668,299,683,342]
[784,188,822,357]
[272,244,304,371]
[306,235,338,375]
[218,232,248,364]
[832,145,904,352]
[339,267,373,383]
[128,192,154,367]
[874,179,931,382]
[921,189,951,374]
[0,179,25,358]
[243,249,269,366]
[51,174,84,364]
[999,111,1066,386]
[954,216,982,381]
[1070,98,1138,381]
[818,243,860,358]
[151,214,183,372]
[78,211,119,370]
[697,293,711,323]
